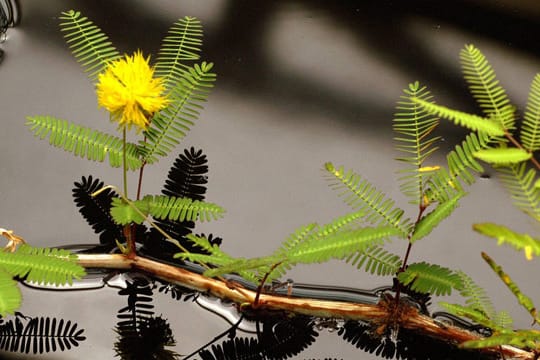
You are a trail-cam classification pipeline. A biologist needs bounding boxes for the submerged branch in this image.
[76,253,533,359]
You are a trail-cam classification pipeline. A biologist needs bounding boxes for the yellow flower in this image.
[96,51,168,132]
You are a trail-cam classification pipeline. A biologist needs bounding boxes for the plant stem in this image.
[122,127,136,257]
[122,127,128,198]
[135,134,148,201]
[75,253,534,359]
[505,130,540,171]
[394,203,427,307]
[136,161,146,201]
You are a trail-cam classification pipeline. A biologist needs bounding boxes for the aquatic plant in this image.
[2,7,540,359]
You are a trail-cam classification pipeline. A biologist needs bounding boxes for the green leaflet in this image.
[397,262,462,296]
[460,44,514,129]
[202,257,277,281]
[438,302,504,332]
[461,330,540,350]
[140,62,217,164]
[267,223,318,280]
[276,211,365,256]
[59,10,121,82]
[0,270,22,317]
[110,195,225,225]
[179,225,399,284]
[492,310,514,330]
[522,73,540,152]
[155,16,203,89]
[474,223,540,260]
[411,97,505,136]
[482,252,539,323]
[410,193,463,243]
[423,166,464,204]
[26,115,143,170]
[474,148,532,164]
[324,162,411,236]
[393,81,440,205]
[0,245,86,287]
[438,271,514,336]
[446,131,492,186]
[496,163,540,220]
[110,198,146,225]
[346,246,402,276]
[175,235,264,283]
[286,226,400,265]
[456,270,495,320]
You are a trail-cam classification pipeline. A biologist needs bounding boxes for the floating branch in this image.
[75,253,534,359]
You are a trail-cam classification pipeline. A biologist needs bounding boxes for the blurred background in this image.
[2,1,540,358]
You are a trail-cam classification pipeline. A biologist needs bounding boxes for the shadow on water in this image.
[10,0,540,140]
[1,266,500,360]
[2,1,540,358]
[0,146,504,359]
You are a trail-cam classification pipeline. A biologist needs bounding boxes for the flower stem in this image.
[122,126,136,257]
[122,127,128,198]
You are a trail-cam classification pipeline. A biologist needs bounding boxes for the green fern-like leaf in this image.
[59,10,121,82]
[492,310,514,330]
[0,245,86,287]
[182,226,399,283]
[202,257,277,281]
[482,252,539,323]
[455,271,495,319]
[324,162,411,237]
[175,235,263,283]
[474,223,540,260]
[269,211,371,279]
[345,246,402,276]
[438,302,503,332]
[447,132,491,184]
[140,62,216,164]
[393,81,440,205]
[425,131,494,203]
[397,262,462,296]
[155,16,203,89]
[410,192,463,243]
[110,195,225,225]
[262,223,318,280]
[0,270,22,317]
[496,163,540,220]
[286,226,400,265]
[25,115,143,170]
[411,97,505,136]
[522,73,540,152]
[423,166,464,203]
[474,148,532,164]
[460,44,514,129]
[461,330,540,350]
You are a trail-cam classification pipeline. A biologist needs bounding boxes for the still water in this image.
[2,1,540,359]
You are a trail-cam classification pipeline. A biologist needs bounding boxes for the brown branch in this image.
[76,253,535,359]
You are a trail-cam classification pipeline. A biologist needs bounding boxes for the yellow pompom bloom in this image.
[96,51,168,132]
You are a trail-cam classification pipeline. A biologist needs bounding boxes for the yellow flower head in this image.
[96,51,168,132]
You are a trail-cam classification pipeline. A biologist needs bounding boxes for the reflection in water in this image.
[1,145,507,359]
[8,265,501,360]
[0,313,86,355]
[114,276,180,359]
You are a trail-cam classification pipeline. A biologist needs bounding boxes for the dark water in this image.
[2,1,540,359]
[1,260,496,360]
